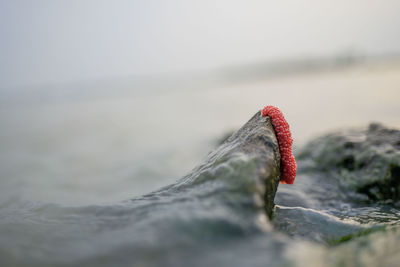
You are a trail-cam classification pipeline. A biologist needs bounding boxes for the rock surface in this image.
[297,123,400,204]
[0,111,284,267]
[274,123,400,245]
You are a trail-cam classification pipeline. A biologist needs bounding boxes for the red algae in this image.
[262,106,297,184]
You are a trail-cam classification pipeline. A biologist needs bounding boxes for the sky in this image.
[1,0,400,88]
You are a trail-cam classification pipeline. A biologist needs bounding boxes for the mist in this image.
[1,0,400,88]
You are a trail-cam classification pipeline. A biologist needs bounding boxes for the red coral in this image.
[262,106,297,184]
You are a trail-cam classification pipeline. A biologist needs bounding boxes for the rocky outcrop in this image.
[85,111,283,266]
[145,110,282,219]
[297,123,400,204]
[0,111,283,267]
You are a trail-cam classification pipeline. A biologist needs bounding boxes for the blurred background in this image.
[1,0,400,206]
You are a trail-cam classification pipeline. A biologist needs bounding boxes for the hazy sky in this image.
[1,0,400,88]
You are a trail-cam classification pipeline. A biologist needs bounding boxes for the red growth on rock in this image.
[262,105,297,184]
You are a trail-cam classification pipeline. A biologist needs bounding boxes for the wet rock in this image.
[298,123,400,204]
[93,111,283,265]
[158,111,282,218]
[0,111,283,267]
[115,111,282,265]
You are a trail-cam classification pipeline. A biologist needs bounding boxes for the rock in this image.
[0,110,283,267]
[151,110,281,218]
[297,123,400,204]
[93,110,283,266]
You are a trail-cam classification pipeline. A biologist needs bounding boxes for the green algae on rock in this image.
[297,123,400,204]
[273,123,400,247]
